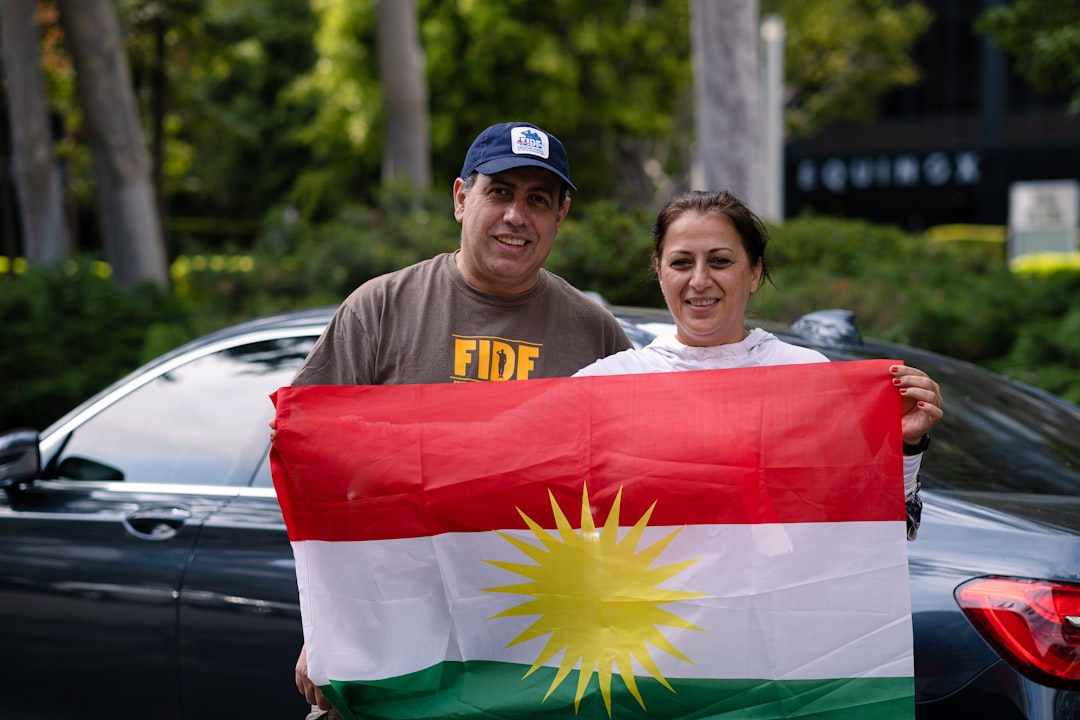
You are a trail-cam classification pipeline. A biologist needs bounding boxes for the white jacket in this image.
[574,328,828,375]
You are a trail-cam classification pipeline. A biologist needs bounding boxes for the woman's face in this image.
[656,213,763,348]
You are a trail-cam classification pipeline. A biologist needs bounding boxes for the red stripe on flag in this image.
[270,360,904,543]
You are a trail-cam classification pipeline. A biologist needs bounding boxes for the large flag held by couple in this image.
[270,359,915,720]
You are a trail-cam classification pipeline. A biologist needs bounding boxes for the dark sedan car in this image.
[2,305,1080,719]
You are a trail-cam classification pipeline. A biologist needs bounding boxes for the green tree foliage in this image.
[279,0,692,213]
[421,0,692,205]
[990,272,1080,399]
[766,0,932,137]
[38,0,939,240]
[122,0,322,226]
[975,0,1080,112]
[277,0,381,218]
[274,0,933,213]
[232,0,936,215]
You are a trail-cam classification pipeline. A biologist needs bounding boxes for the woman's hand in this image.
[891,364,943,445]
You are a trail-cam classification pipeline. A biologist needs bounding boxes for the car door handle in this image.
[124,507,193,540]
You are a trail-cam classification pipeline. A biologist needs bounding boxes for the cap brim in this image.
[473,157,576,191]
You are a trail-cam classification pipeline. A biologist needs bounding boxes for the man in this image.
[285,121,633,718]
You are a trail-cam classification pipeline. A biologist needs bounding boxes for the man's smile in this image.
[496,236,528,247]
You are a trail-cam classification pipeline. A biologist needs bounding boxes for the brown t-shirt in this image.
[292,252,632,385]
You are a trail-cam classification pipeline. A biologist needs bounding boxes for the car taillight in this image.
[955,576,1080,688]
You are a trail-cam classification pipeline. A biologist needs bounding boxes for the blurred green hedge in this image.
[3,202,1079,432]
[0,258,191,431]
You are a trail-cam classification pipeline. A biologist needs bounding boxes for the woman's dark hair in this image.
[650,190,772,285]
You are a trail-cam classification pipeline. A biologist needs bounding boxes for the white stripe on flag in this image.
[296,521,912,684]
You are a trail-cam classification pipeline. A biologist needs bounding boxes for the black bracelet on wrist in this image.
[903,433,931,456]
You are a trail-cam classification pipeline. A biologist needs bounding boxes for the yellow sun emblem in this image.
[483,483,706,716]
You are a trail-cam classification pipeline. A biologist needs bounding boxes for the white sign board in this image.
[1008,180,1079,259]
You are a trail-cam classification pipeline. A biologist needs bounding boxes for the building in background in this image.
[785,0,1080,234]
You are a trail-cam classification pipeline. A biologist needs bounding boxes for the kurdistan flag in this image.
[271,359,915,720]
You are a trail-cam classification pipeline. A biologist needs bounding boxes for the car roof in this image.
[195,305,338,342]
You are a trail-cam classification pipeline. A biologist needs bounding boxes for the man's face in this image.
[453,166,570,297]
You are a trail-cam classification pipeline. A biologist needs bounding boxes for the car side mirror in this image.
[0,429,41,488]
[791,309,864,347]
[56,456,124,482]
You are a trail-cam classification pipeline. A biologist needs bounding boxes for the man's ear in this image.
[555,196,571,229]
[452,178,467,222]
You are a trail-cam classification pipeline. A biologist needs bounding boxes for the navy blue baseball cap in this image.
[460,122,575,190]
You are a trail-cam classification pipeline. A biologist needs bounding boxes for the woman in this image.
[574,189,942,539]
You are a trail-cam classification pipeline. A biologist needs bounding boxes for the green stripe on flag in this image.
[322,660,914,720]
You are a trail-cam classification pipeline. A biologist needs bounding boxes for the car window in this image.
[921,369,1080,495]
[815,341,1080,495]
[50,336,314,487]
[252,451,275,488]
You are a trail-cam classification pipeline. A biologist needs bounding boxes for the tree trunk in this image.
[57,0,167,289]
[690,0,761,205]
[0,0,70,264]
[376,0,429,190]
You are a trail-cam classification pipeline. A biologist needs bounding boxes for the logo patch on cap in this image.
[510,127,550,159]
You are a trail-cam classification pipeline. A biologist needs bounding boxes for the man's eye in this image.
[530,195,551,207]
